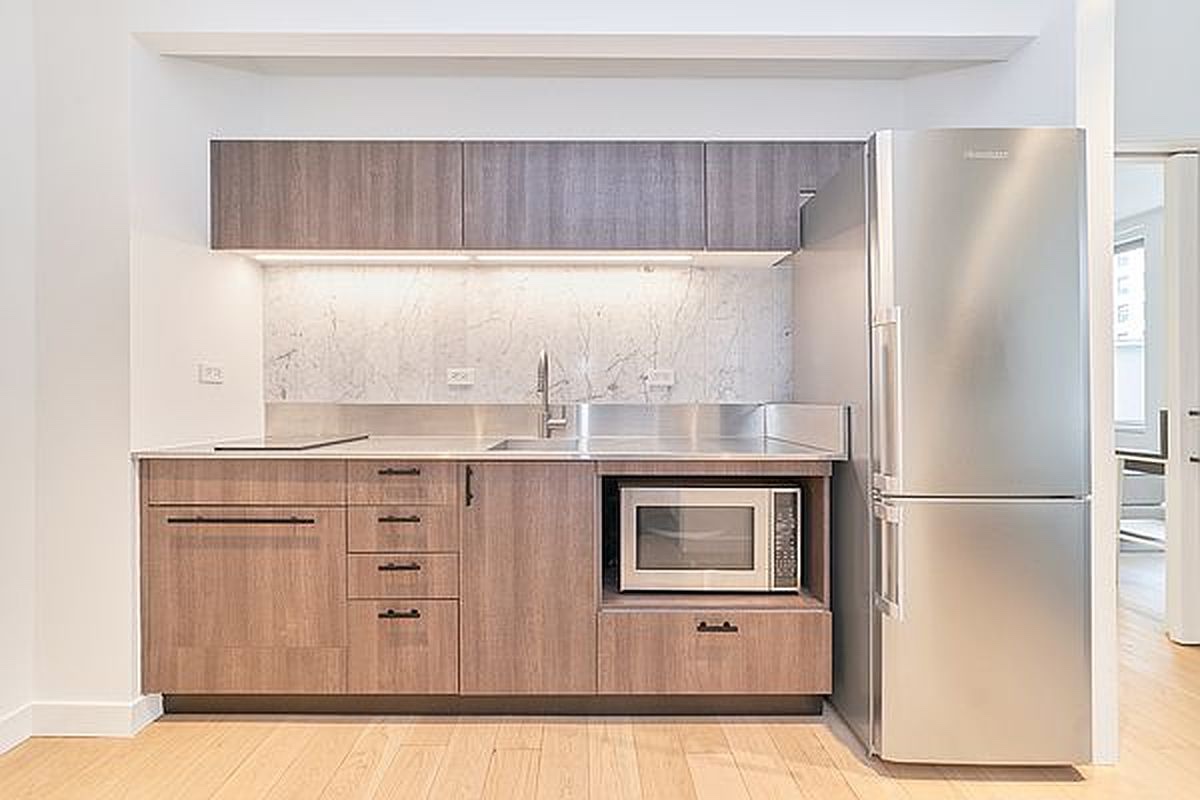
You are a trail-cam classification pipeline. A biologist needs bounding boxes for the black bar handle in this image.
[377,562,421,572]
[378,515,422,524]
[696,621,739,634]
[1191,456,1200,464]
[1189,410,1200,417]
[166,516,316,525]
[378,467,421,476]
[378,608,421,620]
[465,465,475,507]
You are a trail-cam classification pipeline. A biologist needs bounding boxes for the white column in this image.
[1165,154,1200,644]
[1076,0,1119,766]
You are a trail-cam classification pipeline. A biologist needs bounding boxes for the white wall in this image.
[904,0,1078,127]
[0,0,37,755]
[1116,0,1200,148]
[32,0,150,734]
[129,48,264,449]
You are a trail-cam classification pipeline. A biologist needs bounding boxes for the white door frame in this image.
[1164,153,1200,644]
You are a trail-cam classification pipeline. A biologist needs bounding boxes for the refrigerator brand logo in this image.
[964,149,1010,160]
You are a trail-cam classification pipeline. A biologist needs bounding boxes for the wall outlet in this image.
[447,367,476,387]
[198,363,225,385]
[646,368,676,388]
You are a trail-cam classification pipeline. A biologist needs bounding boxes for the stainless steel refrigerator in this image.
[794,129,1091,764]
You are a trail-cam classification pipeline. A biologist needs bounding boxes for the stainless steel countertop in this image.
[133,434,843,461]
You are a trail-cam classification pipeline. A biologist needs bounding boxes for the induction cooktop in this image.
[212,434,369,452]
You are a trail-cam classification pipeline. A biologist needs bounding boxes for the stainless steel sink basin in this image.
[487,438,582,452]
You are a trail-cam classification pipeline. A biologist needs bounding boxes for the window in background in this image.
[1114,237,1147,427]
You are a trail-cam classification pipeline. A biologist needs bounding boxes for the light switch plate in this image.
[447,367,476,387]
[646,368,675,388]
[198,363,225,385]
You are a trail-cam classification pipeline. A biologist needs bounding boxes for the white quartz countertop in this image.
[133,434,843,461]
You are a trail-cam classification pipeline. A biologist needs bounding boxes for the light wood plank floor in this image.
[2,558,1194,799]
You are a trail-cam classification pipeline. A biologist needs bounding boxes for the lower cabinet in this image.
[597,610,832,695]
[460,462,598,694]
[348,600,459,694]
[142,506,347,693]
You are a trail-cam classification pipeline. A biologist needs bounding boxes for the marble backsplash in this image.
[263,264,793,404]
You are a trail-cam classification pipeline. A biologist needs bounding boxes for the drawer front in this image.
[143,459,345,505]
[598,610,831,695]
[349,554,459,599]
[347,461,458,505]
[145,647,346,694]
[348,600,459,693]
[348,506,460,552]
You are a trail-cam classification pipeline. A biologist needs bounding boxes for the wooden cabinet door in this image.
[464,141,705,249]
[705,141,863,250]
[210,140,463,250]
[142,506,347,693]
[460,462,597,694]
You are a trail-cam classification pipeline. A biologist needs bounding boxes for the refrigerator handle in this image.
[871,306,903,494]
[873,501,904,619]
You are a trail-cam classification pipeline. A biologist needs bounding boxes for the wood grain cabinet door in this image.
[460,462,598,694]
[705,141,863,250]
[464,141,706,249]
[210,140,463,250]
[142,506,347,693]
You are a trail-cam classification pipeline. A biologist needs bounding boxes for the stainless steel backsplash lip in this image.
[265,402,847,458]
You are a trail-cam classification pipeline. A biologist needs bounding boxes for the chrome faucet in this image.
[536,349,568,438]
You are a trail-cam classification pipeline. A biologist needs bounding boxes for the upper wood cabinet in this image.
[463,141,706,249]
[210,140,463,250]
[705,142,863,250]
[460,461,597,694]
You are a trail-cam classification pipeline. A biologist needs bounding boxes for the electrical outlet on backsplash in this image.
[263,264,794,404]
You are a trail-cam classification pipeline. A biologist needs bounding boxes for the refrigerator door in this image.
[869,129,1090,497]
[874,498,1091,764]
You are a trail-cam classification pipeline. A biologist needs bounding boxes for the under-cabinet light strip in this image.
[249,252,696,265]
[473,253,694,264]
[252,253,472,264]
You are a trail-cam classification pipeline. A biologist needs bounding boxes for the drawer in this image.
[348,553,459,599]
[347,461,458,505]
[348,506,459,552]
[348,600,458,693]
[142,459,345,505]
[598,610,831,695]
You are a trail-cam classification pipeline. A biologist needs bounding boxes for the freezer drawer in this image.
[875,498,1090,764]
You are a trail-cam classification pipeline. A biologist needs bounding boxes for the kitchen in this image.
[4,1,1199,798]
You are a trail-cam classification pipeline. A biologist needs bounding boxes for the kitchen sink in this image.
[487,438,582,452]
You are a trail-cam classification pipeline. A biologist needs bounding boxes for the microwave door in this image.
[620,488,772,591]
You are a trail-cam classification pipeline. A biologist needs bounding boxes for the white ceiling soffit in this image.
[134,32,1035,79]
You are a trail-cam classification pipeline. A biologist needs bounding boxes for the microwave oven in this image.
[619,485,801,592]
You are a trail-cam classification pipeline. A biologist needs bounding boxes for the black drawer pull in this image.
[378,608,421,620]
[378,514,422,524]
[166,516,315,526]
[378,562,422,572]
[1191,457,1200,464]
[378,467,421,477]
[697,621,739,634]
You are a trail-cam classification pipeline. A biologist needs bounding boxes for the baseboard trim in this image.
[31,694,163,738]
[0,704,34,754]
